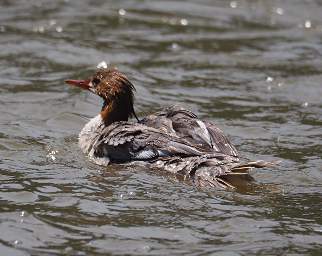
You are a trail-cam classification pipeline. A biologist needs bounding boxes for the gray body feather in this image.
[79,106,272,188]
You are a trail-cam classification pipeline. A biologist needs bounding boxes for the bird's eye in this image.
[92,78,100,86]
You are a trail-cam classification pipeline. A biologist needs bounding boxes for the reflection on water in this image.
[1,0,322,255]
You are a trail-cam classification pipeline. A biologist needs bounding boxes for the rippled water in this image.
[1,0,322,255]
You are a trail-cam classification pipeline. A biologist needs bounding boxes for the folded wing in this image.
[93,106,239,163]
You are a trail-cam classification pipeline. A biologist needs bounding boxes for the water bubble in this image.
[266,76,274,82]
[56,26,63,33]
[230,1,237,8]
[118,8,126,16]
[304,20,311,28]
[97,61,108,69]
[275,7,284,15]
[180,18,188,26]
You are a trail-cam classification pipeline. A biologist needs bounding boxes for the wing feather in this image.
[92,105,238,163]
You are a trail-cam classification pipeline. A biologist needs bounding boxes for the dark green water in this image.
[1,0,322,255]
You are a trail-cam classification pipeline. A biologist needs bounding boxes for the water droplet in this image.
[49,19,57,26]
[180,18,188,26]
[276,7,284,15]
[230,1,237,8]
[64,247,73,253]
[171,42,179,50]
[142,245,150,251]
[56,26,63,33]
[304,20,311,28]
[277,82,283,87]
[37,26,45,33]
[47,150,58,161]
[118,8,126,16]
[266,76,274,82]
[97,61,108,69]
[14,240,21,245]
[20,211,25,217]
[169,18,177,25]
[267,85,272,91]
[161,17,168,23]
[302,102,308,107]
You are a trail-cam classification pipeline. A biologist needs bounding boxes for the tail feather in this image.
[221,160,280,189]
[194,160,280,189]
[226,172,251,175]
[157,156,280,189]
[195,175,235,189]
[230,167,253,173]
[216,177,236,189]
[231,160,280,170]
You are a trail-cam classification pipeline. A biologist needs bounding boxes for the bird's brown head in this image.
[65,68,138,125]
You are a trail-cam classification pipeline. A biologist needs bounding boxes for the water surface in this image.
[1,0,322,255]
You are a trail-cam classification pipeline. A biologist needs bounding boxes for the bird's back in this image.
[90,106,264,188]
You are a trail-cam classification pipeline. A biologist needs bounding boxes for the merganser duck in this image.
[65,68,273,189]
